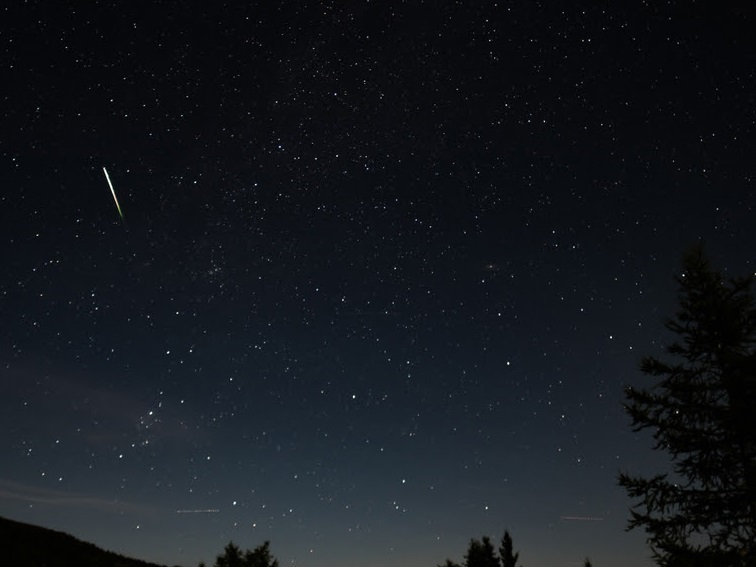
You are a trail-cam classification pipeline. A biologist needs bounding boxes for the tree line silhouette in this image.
[200,541,278,567]
[437,530,591,567]
[203,530,594,567]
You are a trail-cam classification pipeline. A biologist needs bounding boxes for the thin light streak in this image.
[102,166,124,222]
[176,509,220,514]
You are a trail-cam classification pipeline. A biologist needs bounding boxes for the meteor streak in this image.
[102,166,124,222]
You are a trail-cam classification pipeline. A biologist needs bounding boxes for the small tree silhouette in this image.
[440,531,523,567]
[464,536,499,567]
[244,541,279,567]
[215,542,244,567]
[212,541,278,567]
[499,530,520,567]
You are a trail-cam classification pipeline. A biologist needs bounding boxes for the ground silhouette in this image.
[0,515,172,567]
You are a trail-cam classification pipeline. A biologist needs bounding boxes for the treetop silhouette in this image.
[620,245,756,566]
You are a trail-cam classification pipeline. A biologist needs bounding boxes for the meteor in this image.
[102,166,124,222]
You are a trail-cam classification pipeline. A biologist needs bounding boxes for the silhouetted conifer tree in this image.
[619,245,756,566]
[464,536,499,567]
[244,541,278,567]
[215,542,244,567]
[498,530,519,567]
[438,560,462,567]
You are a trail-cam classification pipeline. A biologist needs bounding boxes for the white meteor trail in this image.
[102,166,124,222]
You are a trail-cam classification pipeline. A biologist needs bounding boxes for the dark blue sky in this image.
[1,2,754,566]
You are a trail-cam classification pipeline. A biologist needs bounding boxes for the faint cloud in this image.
[0,478,154,516]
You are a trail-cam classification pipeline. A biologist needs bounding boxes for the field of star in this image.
[1,2,754,567]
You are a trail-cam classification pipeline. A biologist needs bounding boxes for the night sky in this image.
[2,2,755,567]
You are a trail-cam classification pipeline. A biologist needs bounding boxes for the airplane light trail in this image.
[175,509,220,514]
[102,166,124,222]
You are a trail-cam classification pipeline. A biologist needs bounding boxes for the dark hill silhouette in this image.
[0,516,172,567]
